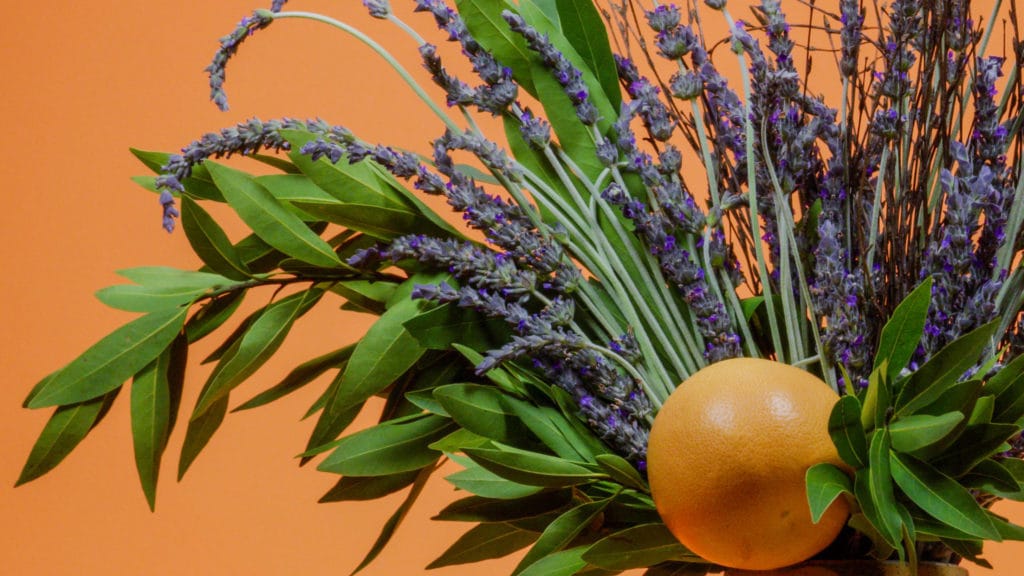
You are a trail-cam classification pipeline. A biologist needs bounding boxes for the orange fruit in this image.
[646,357,849,571]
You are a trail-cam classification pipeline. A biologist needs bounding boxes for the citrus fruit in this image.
[646,357,849,571]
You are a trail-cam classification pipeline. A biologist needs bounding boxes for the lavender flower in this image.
[420,43,477,108]
[839,0,864,78]
[502,11,600,125]
[413,0,518,115]
[363,0,390,18]
[205,11,275,112]
[603,183,741,362]
[156,117,313,231]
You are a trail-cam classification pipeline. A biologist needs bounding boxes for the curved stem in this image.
[271,11,462,132]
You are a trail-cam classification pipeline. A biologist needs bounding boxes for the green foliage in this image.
[816,284,1024,565]
[23,3,1024,574]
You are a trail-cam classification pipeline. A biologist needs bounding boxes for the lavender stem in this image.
[723,7,787,361]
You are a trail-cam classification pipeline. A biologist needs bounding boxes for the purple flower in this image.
[205,11,275,112]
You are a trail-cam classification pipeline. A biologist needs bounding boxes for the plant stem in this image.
[271,11,462,133]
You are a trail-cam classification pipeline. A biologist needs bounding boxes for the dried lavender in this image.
[502,11,601,126]
[156,117,316,231]
[151,0,1024,481]
[206,10,276,112]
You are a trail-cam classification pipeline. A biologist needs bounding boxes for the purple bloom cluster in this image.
[155,117,315,231]
[502,11,601,125]
[603,183,741,363]
[920,145,1005,358]
[205,11,276,112]
[839,0,864,78]
[351,232,651,464]
[156,0,1024,473]
[413,0,518,115]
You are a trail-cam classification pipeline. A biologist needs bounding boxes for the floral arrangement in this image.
[18,0,1024,573]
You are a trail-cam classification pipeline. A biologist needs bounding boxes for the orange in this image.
[646,358,849,571]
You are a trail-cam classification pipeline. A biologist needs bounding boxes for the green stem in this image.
[559,145,702,380]
[271,11,461,133]
[723,8,786,362]
[866,147,891,273]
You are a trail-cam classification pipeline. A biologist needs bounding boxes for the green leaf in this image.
[805,463,853,524]
[940,539,991,569]
[318,469,421,503]
[501,114,565,207]
[404,302,509,351]
[434,489,574,523]
[912,513,983,541]
[989,355,1024,423]
[445,461,545,500]
[861,363,891,431]
[513,494,616,574]
[428,523,538,569]
[594,454,648,492]
[180,195,251,280]
[405,388,450,417]
[192,289,322,417]
[22,370,58,409]
[895,321,999,417]
[582,523,699,570]
[200,305,263,364]
[116,266,234,289]
[97,268,234,312]
[874,278,932,382]
[302,381,363,459]
[740,296,765,321]
[516,546,588,576]
[829,394,869,468]
[350,465,434,575]
[553,0,621,112]
[282,132,459,241]
[206,161,341,268]
[865,429,904,548]
[987,511,1024,541]
[508,400,592,462]
[131,148,223,201]
[916,378,984,417]
[847,511,896,560]
[185,291,245,344]
[331,280,397,316]
[27,307,189,408]
[17,390,119,486]
[464,445,603,487]
[96,283,212,313]
[984,352,1024,398]
[932,422,1019,477]
[968,394,995,425]
[177,393,229,480]
[602,492,660,526]
[433,384,536,446]
[889,451,1001,540]
[233,345,353,412]
[961,458,1022,497]
[889,412,965,453]
[317,414,454,476]
[129,341,183,510]
[428,429,488,454]
[307,297,428,454]
[250,153,299,173]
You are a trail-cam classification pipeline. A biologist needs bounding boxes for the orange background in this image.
[1,1,1022,575]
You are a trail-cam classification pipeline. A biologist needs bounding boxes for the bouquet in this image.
[18,0,1024,573]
